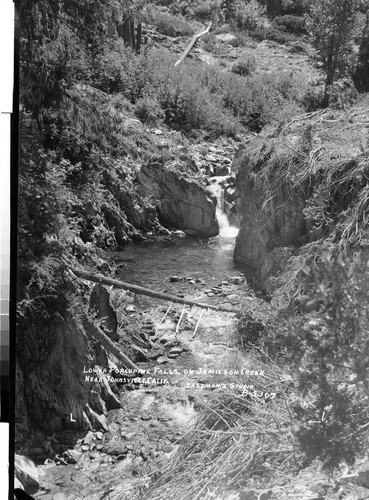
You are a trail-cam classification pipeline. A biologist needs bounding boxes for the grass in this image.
[141,352,297,500]
[241,102,369,249]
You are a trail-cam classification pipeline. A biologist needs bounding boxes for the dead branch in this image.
[70,266,237,313]
[174,22,212,67]
[83,317,139,371]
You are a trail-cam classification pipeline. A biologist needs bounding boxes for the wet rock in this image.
[132,345,149,361]
[64,449,82,464]
[213,165,230,176]
[169,276,182,282]
[15,455,39,494]
[137,163,219,236]
[159,335,177,345]
[156,356,168,364]
[168,347,183,355]
[90,284,118,341]
[228,276,244,284]
[83,431,95,446]
[208,146,223,154]
[102,443,128,456]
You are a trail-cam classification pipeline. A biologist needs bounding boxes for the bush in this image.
[232,0,266,30]
[250,26,295,44]
[231,55,257,76]
[281,251,369,468]
[259,0,310,17]
[151,11,195,37]
[201,32,220,53]
[134,96,165,124]
[301,85,325,111]
[193,0,222,21]
[272,15,307,35]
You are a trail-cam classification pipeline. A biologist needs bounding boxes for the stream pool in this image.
[111,233,246,292]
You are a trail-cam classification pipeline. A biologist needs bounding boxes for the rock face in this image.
[16,312,118,433]
[90,284,118,341]
[137,163,219,236]
[233,137,306,287]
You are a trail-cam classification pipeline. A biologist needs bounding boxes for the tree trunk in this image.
[70,267,237,313]
[353,10,369,92]
[136,22,142,53]
[323,71,335,108]
[122,17,132,46]
[130,20,136,50]
[174,22,212,67]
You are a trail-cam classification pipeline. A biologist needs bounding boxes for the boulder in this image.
[89,284,118,341]
[137,163,218,236]
[98,373,121,410]
[84,404,109,432]
[89,390,107,415]
[216,33,238,43]
[213,164,230,176]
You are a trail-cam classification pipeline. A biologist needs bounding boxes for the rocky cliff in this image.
[233,104,369,291]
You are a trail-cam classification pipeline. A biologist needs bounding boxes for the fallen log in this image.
[83,317,140,372]
[174,22,212,67]
[70,267,238,313]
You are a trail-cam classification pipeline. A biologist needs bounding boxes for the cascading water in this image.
[208,178,239,238]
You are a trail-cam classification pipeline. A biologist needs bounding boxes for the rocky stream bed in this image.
[17,230,274,500]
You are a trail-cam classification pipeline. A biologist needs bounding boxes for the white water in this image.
[208,178,239,238]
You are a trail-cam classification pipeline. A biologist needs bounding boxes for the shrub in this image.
[231,55,257,76]
[280,251,369,468]
[272,15,307,35]
[232,0,266,30]
[151,10,195,37]
[250,26,295,44]
[301,85,325,111]
[201,32,219,53]
[259,0,311,17]
[193,0,222,21]
[134,96,165,124]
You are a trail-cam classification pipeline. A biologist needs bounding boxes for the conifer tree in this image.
[307,0,358,107]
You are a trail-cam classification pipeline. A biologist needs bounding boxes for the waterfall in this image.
[208,179,239,238]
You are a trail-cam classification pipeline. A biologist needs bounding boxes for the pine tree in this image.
[307,0,358,107]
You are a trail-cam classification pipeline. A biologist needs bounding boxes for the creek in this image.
[31,179,258,500]
[114,177,241,297]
